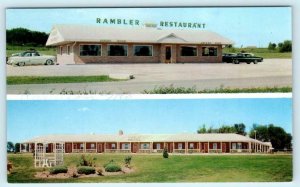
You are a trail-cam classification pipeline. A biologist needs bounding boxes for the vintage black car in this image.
[222,53,237,63]
[223,53,263,64]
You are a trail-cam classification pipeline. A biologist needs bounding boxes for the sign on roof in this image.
[96,18,206,29]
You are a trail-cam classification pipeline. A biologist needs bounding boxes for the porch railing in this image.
[173,149,186,153]
[72,149,84,153]
[152,149,164,153]
[138,149,151,153]
[208,149,222,153]
[85,149,97,153]
[230,149,251,153]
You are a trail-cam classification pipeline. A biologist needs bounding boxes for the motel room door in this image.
[165,46,171,63]
[66,143,72,153]
[222,143,226,153]
[97,143,103,153]
[204,143,208,153]
[131,143,138,153]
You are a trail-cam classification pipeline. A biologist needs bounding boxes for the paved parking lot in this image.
[7,59,292,94]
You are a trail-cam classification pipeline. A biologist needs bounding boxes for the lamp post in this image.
[254,130,257,153]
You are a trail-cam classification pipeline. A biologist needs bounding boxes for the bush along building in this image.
[46,24,234,64]
[21,131,272,154]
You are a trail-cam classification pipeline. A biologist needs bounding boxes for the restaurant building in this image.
[46,24,233,64]
[21,131,272,154]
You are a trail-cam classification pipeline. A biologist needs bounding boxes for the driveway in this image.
[6,59,292,94]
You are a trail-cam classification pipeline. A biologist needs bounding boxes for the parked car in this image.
[7,51,56,66]
[222,53,237,63]
[223,53,263,64]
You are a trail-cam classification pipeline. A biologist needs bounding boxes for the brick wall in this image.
[73,42,160,64]
[56,45,76,65]
[57,42,223,64]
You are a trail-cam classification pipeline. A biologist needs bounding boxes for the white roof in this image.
[46,24,234,46]
[23,133,270,146]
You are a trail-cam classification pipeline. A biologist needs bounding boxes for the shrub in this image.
[103,159,115,168]
[163,148,169,158]
[77,166,95,175]
[49,166,68,174]
[124,156,132,166]
[105,163,122,172]
[78,155,97,167]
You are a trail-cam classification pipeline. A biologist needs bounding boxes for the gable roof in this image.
[23,133,271,146]
[46,24,234,46]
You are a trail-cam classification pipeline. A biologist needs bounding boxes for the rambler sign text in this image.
[96,18,206,29]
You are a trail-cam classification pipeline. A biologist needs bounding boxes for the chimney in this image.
[118,130,124,136]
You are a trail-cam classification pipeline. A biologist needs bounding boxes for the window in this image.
[24,53,32,57]
[60,46,63,55]
[213,143,218,149]
[156,143,161,150]
[91,143,95,149]
[134,45,153,56]
[189,143,194,149]
[111,143,116,149]
[122,143,130,149]
[67,45,71,55]
[237,143,242,149]
[141,143,150,149]
[108,45,128,56]
[178,143,183,150]
[181,46,197,56]
[202,47,218,56]
[80,45,101,56]
[232,143,236,149]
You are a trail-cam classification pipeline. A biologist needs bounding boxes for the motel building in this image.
[46,24,233,65]
[20,131,273,154]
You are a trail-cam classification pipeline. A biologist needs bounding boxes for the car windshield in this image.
[20,52,40,57]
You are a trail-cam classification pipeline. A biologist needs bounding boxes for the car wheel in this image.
[254,60,258,64]
[18,62,25,66]
[46,59,53,65]
[234,59,239,64]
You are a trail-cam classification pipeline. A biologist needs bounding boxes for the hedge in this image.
[49,166,68,174]
[77,166,95,175]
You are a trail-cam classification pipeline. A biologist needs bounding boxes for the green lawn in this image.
[7,153,292,183]
[6,45,56,57]
[7,75,126,85]
[223,47,292,59]
[143,85,292,94]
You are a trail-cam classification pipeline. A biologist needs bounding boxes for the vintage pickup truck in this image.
[222,53,263,64]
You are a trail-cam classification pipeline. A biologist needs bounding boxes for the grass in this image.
[7,75,125,85]
[7,153,292,183]
[6,45,56,57]
[143,85,292,94]
[223,47,292,59]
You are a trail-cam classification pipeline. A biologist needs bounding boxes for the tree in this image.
[278,40,292,52]
[249,124,292,151]
[163,147,169,158]
[218,125,236,133]
[7,142,15,152]
[233,123,246,136]
[197,124,207,133]
[207,126,219,133]
[268,42,276,50]
[15,143,20,153]
[6,27,49,46]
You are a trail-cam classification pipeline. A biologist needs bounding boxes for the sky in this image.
[6,7,291,47]
[7,98,292,143]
